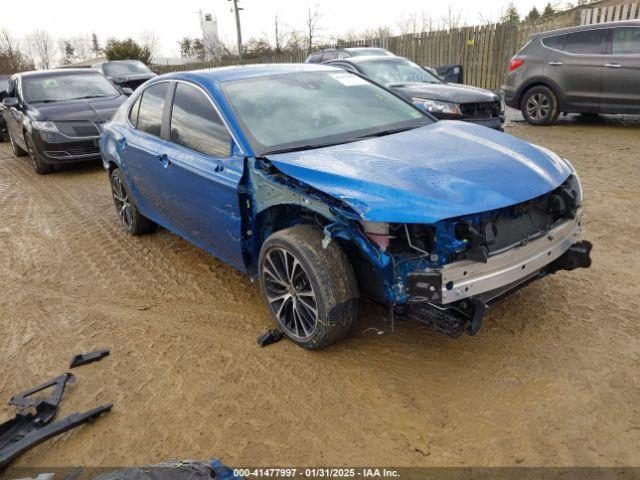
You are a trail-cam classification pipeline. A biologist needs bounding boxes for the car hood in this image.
[30,95,127,122]
[389,82,500,103]
[265,121,572,224]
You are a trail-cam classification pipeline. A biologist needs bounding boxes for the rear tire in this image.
[25,134,53,175]
[521,86,559,126]
[259,225,359,349]
[109,168,157,235]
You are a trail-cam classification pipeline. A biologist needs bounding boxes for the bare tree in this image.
[304,5,323,51]
[0,29,34,73]
[274,13,290,53]
[442,6,463,30]
[285,30,306,51]
[138,31,161,62]
[25,30,56,69]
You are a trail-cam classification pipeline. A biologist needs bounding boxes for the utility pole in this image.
[228,0,243,61]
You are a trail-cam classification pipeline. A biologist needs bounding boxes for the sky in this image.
[5,0,563,59]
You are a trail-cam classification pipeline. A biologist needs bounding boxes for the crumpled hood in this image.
[265,121,572,224]
[31,95,127,122]
[390,82,500,104]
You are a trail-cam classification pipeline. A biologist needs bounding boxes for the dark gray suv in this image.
[503,20,640,125]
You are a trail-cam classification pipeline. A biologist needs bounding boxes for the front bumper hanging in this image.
[405,216,592,337]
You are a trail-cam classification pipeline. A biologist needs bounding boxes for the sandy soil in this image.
[0,113,639,469]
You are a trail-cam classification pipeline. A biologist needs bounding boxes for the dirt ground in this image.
[1,112,639,470]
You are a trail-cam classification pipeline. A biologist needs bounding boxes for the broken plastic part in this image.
[9,373,75,425]
[69,349,110,369]
[257,329,284,347]
[0,374,112,469]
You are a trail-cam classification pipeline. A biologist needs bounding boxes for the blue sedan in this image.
[100,64,592,349]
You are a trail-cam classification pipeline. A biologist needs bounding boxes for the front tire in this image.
[109,168,157,235]
[9,131,27,157]
[25,134,53,174]
[259,225,359,349]
[521,86,559,126]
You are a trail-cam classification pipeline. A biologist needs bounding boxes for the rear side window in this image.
[562,29,606,54]
[170,83,231,157]
[612,27,640,54]
[542,35,565,50]
[307,53,322,63]
[128,95,142,127]
[137,82,169,137]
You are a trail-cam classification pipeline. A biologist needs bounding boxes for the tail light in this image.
[509,58,524,72]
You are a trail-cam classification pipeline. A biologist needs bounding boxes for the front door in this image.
[601,26,640,113]
[6,78,26,148]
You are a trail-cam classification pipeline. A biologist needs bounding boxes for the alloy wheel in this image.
[263,247,318,340]
[111,174,133,230]
[526,93,551,120]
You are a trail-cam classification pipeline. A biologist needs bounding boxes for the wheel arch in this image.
[249,203,334,273]
[515,78,564,110]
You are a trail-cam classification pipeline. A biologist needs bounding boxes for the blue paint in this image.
[266,121,572,224]
[101,65,577,306]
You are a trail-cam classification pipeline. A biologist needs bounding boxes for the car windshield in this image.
[358,59,442,85]
[103,61,152,76]
[22,73,120,103]
[222,70,431,155]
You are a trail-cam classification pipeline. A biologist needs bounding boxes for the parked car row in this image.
[1,32,597,349]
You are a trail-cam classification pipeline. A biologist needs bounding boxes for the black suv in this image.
[92,60,156,90]
[503,20,640,125]
[305,47,394,63]
[325,55,505,129]
[2,69,128,174]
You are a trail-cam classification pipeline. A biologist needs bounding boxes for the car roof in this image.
[332,55,408,64]
[161,63,341,84]
[536,19,640,37]
[16,68,106,79]
[102,59,145,64]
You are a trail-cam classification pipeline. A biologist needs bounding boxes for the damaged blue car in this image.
[100,64,592,349]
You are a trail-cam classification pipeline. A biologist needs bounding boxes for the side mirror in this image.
[2,97,18,108]
[122,87,134,96]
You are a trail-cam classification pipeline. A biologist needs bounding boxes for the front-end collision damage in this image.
[243,158,592,338]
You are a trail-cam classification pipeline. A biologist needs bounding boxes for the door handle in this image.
[156,153,170,167]
[605,63,621,68]
[214,163,224,172]
[548,61,563,66]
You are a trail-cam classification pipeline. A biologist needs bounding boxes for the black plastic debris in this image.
[69,349,110,369]
[257,329,284,347]
[0,373,112,469]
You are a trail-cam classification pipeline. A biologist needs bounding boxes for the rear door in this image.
[544,28,607,112]
[161,81,245,270]
[120,81,172,223]
[600,26,640,113]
